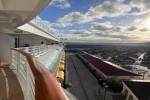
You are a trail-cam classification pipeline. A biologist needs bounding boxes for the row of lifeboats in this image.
[56,54,65,83]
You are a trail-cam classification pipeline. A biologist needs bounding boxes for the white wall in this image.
[0,33,14,62]
[32,38,42,46]
[19,37,32,47]
[19,37,44,47]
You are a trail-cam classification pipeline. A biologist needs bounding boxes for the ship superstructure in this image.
[0,0,77,100]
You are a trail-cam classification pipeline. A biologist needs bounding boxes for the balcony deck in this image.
[0,64,24,100]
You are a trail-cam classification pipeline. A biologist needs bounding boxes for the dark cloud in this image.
[70,30,88,34]
[70,30,91,37]
[140,28,149,32]
[113,27,122,32]
[92,24,122,32]
[92,24,111,31]
[80,34,91,37]
[95,32,131,39]
[131,0,150,11]
[127,26,137,31]
[98,2,120,13]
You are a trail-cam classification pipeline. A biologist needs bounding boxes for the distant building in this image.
[79,53,141,80]
[122,80,150,100]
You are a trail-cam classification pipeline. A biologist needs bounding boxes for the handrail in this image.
[11,48,68,100]
[30,16,59,40]
[17,45,61,57]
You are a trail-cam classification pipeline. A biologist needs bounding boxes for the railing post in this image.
[17,52,20,75]
[41,46,43,54]
[39,46,40,55]
[10,50,12,69]
[26,61,30,93]
[39,46,41,55]
[33,46,35,56]
[25,47,28,53]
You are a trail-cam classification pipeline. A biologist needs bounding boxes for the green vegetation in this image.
[107,77,123,92]
[87,48,121,59]
[89,50,99,55]
[121,65,133,70]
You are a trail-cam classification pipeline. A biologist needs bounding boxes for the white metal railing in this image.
[17,45,61,57]
[10,45,77,100]
[11,49,35,100]
[30,16,59,39]
[10,45,61,100]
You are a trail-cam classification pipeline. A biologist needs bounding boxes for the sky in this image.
[38,0,150,43]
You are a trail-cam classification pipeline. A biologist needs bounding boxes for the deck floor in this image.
[66,52,113,100]
[0,64,24,100]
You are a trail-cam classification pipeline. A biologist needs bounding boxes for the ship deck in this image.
[0,64,24,100]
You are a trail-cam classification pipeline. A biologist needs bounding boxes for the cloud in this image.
[80,34,91,37]
[130,0,150,11]
[86,1,131,19]
[49,0,71,9]
[91,22,123,32]
[45,1,150,43]
[92,22,112,31]
[53,22,72,27]
[57,0,131,27]
[127,26,137,31]
[133,18,143,23]
[113,27,122,32]
[70,30,91,34]
[95,32,132,39]
[133,16,150,31]
[64,21,150,43]
[55,0,150,28]
[130,0,150,15]
[58,12,91,24]
[140,28,149,32]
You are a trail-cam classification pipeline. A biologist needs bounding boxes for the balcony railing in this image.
[17,45,60,57]
[30,16,59,39]
[10,48,68,100]
[10,45,75,100]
